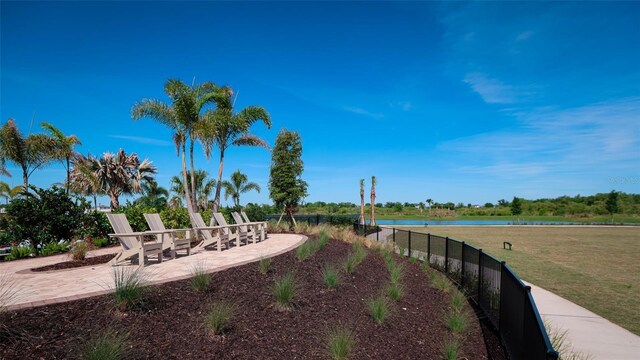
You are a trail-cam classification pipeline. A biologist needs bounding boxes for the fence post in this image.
[392,228,396,244]
[316,214,320,226]
[460,242,466,288]
[478,249,483,304]
[376,226,379,242]
[408,231,412,258]
[427,233,431,266]
[445,237,449,274]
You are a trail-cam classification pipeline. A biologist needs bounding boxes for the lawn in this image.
[393,226,640,335]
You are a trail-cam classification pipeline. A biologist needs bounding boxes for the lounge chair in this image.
[241,211,267,240]
[232,211,263,242]
[211,212,250,245]
[106,213,163,266]
[189,213,231,251]
[144,213,192,259]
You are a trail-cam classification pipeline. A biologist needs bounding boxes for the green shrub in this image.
[322,265,341,289]
[244,203,267,222]
[387,282,404,301]
[70,241,89,261]
[113,267,146,311]
[367,296,389,324]
[326,326,355,360]
[273,271,296,310]
[5,245,33,261]
[92,237,109,248]
[39,241,69,256]
[190,263,211,292]
[259,257,272,274]
[82,329,128,360]
[80,211,111,239]
[159,207,190,229]
[205,302,236,335]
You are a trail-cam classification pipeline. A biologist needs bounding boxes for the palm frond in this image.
[232,134,270,149]
[239,106,271,128]
[131,99,176,128]
[241,182,261,194]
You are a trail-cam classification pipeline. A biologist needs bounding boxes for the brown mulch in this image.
[0,237,501,359]
[30,254,116,272]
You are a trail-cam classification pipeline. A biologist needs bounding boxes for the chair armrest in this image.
[108,232,146,237]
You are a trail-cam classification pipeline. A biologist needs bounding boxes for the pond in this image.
[368,219,582,226]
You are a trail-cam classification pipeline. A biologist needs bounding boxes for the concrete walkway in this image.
[527,281,640,360]
[1,233,306,311]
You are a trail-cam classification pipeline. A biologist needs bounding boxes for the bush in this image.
[5,244,33,261]
[205,302,237,335]
[244,203,267,221]
[159,207,190,229]
[39,240,69,256]
[80,211,111,239]
[70,241,89,261]
[82,329,128,360]
[92,237,109,248]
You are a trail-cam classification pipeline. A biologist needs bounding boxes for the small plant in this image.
[190,263,211,292]
[82,328,128,360]
[70,241,89,260]
[367,296,389,324]
[318,230,330,248]
[5,244,33,261]
[421,257,431,271]
[39,241,69,256]
[408,256,418,264]
[387,282,404,301]
[446,310,468,334]
[322,264,341,289]
[205,301,237,335]
[296,241,317,261]
[451,291,466,313]
[258,257,272,274]
[352,242,367,263]
[432,273,452,293]
[112,267,146,311]
[442,336,460,360]
[342,256,357,274]
[92,237,109,248]
[273,271,296,310]
[326,326,355,360]
[388,263,404,284]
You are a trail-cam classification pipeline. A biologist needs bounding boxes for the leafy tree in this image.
[497,199,509,207]
[359,179,365,225]
[418,202,425,213]
[0,118,56,188]
[132,79,220,213]
[606,190,619,223]
[511,196,523,221]
[484,202,494,208]
[169,170,216,210]
[268,129,307,226]
[195,87,271,212]
[40,122,81,194]
[221,169,260,207]
[370,176,377,226]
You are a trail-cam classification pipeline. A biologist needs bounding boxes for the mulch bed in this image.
[30,254,116,272]
[1,237,501,359]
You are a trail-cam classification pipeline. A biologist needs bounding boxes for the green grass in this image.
[319,230,330,248]
[343,256,357,274]
[367,296,389,324]
[451,290,466,313]
[273,271,296,309]
[82,329,128,360]
[322,265,341,289]
[326,326,355,360]
[388,263,404,284]
[112,267,146,311]
[376,214,640,223]
[190,263,211,292]
[296,241,316,261]
[386,282,404,301]
[205,302,236,335]
[442,336,460,360]
[445,310,468,334]
[351,242,367,263]
[395,226,640,335]
[259,257,272,274]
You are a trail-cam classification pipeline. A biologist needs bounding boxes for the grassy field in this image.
[391,226,640,335]
[375,214,640,223]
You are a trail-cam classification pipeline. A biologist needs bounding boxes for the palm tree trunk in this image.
[359,188,365,225]
[22,165,28,189]
[109,191,119,212]
[65,157,71,194]
[181,143,194,213]
[189,138,197,211]
[93,195,97,211]
[370,183,376,226]
[213,149,225,212]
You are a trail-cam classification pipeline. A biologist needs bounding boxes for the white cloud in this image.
[463,72,518,104]
[109,135,172,147]
[343,106,384,119]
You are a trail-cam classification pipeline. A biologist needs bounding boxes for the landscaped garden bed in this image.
[1,234,501,359]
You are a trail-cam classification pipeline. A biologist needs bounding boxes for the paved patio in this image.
[1,233,306,310]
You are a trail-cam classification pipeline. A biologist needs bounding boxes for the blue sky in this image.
[1,1,639,207]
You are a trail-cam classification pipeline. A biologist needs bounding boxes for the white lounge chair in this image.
[232,211,263,242]
[106,213,163,266]
[211,212,249,246]
[144,213,192,259]
[241,211,267,241]
[189,213,231,251]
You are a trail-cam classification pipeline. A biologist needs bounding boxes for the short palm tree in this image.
[195,87,271,212]
[135,180,170,209]
[41,122,81,194]
[132,79,220,213]
[221,169,260,207]
[169,170,216,210]
[0,119,56,188]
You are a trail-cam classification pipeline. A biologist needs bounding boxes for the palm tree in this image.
[370,176,377,226]
[135,180,170,209]
[359,178,365,225]
[69,153,103,210]
[0,119,56,188]
[426,198,433,215]
[169,170,216,211]
[221,169,260,207]
[0,181,21,204]
[195,87,271,212]
[40,122,81,194]
[132,79,220,213]
[72,150,156,211]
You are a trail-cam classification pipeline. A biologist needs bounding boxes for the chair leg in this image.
[139,252,145,267]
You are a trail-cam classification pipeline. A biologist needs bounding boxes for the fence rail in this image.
[354,223,558,360]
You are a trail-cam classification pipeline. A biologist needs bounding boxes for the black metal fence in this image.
[265,213,357,226]
[354,223,558,360]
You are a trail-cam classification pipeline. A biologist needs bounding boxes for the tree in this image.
[606,190,619,223]
[511,196,522,222]
[0,118,56,188]
[132,79,220,213]
[0,181,21,204]
[69,153,104,210]
[418,202,425,214]
[426,198,433,215]
[135,180,170,209]
[370,176,377,226]
[72,150,156,211]
[169,170,216,211]
[195,86,271,212]
[221,169,260,207]
[268,129,307,226]
[40,122,81,194]
[359,178,365,225]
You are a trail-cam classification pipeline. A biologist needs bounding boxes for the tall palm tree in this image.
[0,119,56,188]
[195,87,271,212]
[359,178,365,225]
[426,198,433,215]
[0,181,21,204]
[72,150,156,211]
[370,176,376,226]
[169,170,216,210]
[221,169,260,207]
[40,122,81,194]
[132,79,220,213]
